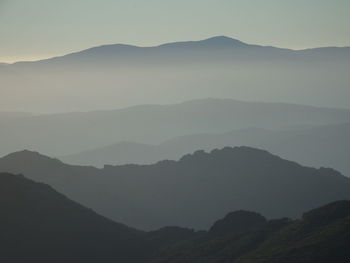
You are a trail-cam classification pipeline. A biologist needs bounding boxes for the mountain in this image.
[0,172,146,263]
[13,36,261,66]
[235,201,350,263]
[1,147,350,230]
[2,171,350,262]
[10,36,350,67]
[1,98,350,157]
[1,36,350,112]
[148,201,350,263]
[61,122,350,176]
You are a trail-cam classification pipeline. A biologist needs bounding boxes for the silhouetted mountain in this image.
[0,172,146,263]
[209,210,267,236]
[10,36,350,67]
[3,172,350,262]
[4,36,275,67]
[148,201,350,263]
[1,98,350,157]
[1,37,350,112]
[158,36,249,49]
[62,122,350,176]
[148,210,280,263]
[0,150,88,185]
[234,201,350,263]
[1,147,350,230]
[22,36,255,66]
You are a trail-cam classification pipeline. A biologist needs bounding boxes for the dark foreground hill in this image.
[148,200,350,263]
[1,147,350,230]
[0,173,146,263]
[1,172,349,263]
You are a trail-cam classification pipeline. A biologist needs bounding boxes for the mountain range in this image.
[1,172,349,263]
[1,98,350,157]
[61,122,350,176]
[1,36,350,112]
[151,201,350,263]
[1,146,350,230]
[9,36,350,67]
[1,34,350,262]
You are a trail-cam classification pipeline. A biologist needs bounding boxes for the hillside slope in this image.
[0,173,145,263]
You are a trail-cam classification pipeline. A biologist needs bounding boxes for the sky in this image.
[1,0,350,63]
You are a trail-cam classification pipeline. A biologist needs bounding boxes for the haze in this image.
[1,2,350,262]
[1,0,350,63]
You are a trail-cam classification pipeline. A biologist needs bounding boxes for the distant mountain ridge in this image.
[61,122,350,176]
[1,98,350,157]
[157,36,250,48]
[7,36,350,66]
[4,36,267,66]
[1,36,350,112]
[1,146,350,230]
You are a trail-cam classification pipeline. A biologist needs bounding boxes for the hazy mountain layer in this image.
[61,122,350,176]
[1,147,350,230]
[1,36,350,112]
[1,98,350,157]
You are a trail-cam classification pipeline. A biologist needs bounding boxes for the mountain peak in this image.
[209,210,267,236]
[179,146,275,163]
[1,150,64,169]
[3,149,55,161]
[158,36,249,49]
[202,35,247,45]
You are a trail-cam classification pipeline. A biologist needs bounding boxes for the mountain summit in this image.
[158,36,250,48]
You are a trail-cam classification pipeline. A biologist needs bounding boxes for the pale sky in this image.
[1,0,350,63]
